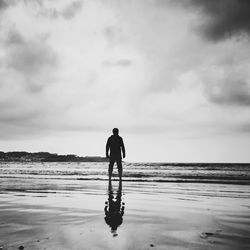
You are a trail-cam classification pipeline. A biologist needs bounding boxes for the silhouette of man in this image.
[106,128,125,180]
[104,179,125,237]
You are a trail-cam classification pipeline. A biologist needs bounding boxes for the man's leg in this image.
[109,158,115,179]
[117,159,123,180]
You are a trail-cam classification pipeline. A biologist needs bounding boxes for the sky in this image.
[0,0,250,162]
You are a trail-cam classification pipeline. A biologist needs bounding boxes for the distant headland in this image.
[0,151,108,162]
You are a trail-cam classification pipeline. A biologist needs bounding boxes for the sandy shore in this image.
[0,179,250,250]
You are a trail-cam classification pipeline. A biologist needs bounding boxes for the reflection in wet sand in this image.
[104,179,125,237]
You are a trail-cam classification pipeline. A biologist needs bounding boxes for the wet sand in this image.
[0,179,250,250]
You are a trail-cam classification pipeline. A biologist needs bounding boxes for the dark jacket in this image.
[106,135,125,159]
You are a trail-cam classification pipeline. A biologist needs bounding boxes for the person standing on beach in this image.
[106,128,126,180]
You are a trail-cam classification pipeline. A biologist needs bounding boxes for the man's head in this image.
[112,128,119,135]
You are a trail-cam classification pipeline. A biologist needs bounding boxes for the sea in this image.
[1,162,250,250]
[0,162,250,185]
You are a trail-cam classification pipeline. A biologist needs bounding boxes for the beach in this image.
[0,162,250,250]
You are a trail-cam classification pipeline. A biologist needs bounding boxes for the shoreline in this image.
[0,179,250,250]
[1,176,250,186]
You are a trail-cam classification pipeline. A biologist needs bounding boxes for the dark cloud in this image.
[104,26,125,47]
[0,108,41,127]
[0,91,49,139]
[239,123,250,133]
[0,115,50,139]
[0,30,58,113]
[188,0,250,40]
[103,59,132,67]
[0,0,42,10]
[0,0,83,20]
[38,7,59,19]
[205,80,250,106]
[0,0,7,9]
[62,1,83,19]
[37,1,83,20]
[5,29,58,84]
[6,29,24,45]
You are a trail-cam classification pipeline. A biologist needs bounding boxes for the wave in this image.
[1,162,250,185]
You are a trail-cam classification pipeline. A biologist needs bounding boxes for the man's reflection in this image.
[104,179,125,237]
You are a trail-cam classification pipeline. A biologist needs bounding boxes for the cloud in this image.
[187,0,250,41]
[0,0,249,143]
[37,0,83,20]
[0,27,59,137]
[61,1,83,19]
[0,0,42,10]
[205,80,250,106]
[0,0,83,20]
[103,59,133,67]
[37,7,59,19]
[2,29,58,92]
[0,0,7,10]
[197,54,250,107]
[5,30,58,74]
[104,26,125,47]
[239,123,250,133]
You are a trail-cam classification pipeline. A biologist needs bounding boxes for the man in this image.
[106,128,126,180]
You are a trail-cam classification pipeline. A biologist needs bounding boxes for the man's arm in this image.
[106,138,110,158]
[121,138,126,158]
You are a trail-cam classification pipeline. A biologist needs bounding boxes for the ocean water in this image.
[1,161,250,250]
[0,161,249,185]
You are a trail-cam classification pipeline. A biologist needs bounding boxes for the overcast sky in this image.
[0,0,250,162]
